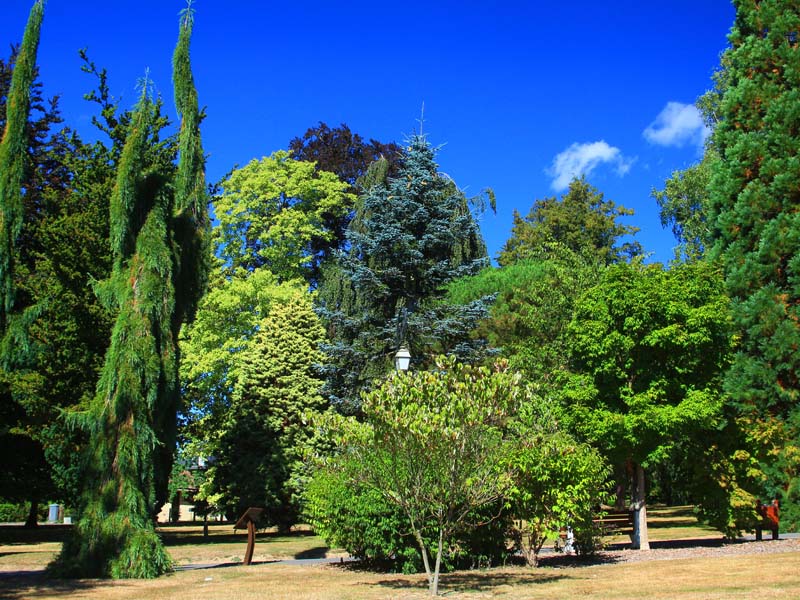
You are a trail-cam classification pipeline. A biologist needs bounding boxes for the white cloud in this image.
[643,102,710,148]
[548,141,634,191]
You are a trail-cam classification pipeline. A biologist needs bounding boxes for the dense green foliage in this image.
[0,2,50,523]
[182,156,342,525]
[305,466,511,575]
[561,260,733,542]
[203,293,327,528]
[213,151,354,283]
[312,358,520,595]
[506,400,610,564]
[708,0,800,528]
[287,122,403,283]
[318,135,491,412]
[447,247,597,383]
[0,0,43,329]
[3,0,798,578]
[499,177,641,267]
[53,9,208,578]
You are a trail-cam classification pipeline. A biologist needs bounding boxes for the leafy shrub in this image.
[0,503,28,523]
[506,400,610,565]
[304,460,512,573]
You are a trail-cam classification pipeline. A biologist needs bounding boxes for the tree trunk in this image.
[413,529,433,589]
[24,498,38,528]
[430,528,444,596]
[630,462,650,550]
[615,460,633,510]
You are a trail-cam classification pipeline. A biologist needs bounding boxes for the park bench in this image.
[593,508,634,538]
[755,499,779,541]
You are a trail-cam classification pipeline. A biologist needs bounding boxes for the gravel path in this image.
[538,537,800,568]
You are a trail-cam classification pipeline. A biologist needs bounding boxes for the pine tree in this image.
[318,134,492,411]
[52,7,208,578]
[708,0,800,524]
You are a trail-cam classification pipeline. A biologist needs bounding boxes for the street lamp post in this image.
[395,346,411,371]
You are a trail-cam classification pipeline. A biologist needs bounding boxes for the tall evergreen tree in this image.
[0,0,43,334]
[708,0,800,525]
[53,7,208,578]
[318,134,491,412]
[206,293,327,529]
[0,0,46,528]
[499,177,641,267]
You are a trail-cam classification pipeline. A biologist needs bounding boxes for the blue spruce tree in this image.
[318,134,492,412]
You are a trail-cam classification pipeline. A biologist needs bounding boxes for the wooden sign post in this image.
[233,507,264,565]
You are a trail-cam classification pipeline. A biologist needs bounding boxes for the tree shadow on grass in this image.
[293,546,329,559]
[0,571,120,600]
[375,569,567,593]
[174,559,278,571]
[0,525,72,545]
[603,537,728,552]
[160,527,317,547]
[535,552,625,569]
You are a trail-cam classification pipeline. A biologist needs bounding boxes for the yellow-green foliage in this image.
[214,151,354,281]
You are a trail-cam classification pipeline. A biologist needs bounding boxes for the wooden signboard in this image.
[233,507,264,565]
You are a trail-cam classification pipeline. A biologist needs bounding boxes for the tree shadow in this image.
[0,524,72,545]
[649,537,730,549]
[0,571,120,600]
[293,546,329,559]
[174,559,278,571]
[375,569,566,593]
[535,552,625,569]
[160,527,317,547]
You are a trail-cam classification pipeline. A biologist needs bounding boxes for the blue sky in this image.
[3,1,735,264]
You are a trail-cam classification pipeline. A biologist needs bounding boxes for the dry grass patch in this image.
[2,552,799,600]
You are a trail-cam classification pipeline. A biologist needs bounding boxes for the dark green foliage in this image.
[318,135,492,411]
[0,501,45,523]
[708,0,800,527]
[53,11,208,578]
[499,177,641,267]
[0,0,55,528]
[288,122,403,283]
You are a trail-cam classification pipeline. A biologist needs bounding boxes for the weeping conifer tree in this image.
[0,0,45,532]
[0,0,43,343]
[52,6,208,579]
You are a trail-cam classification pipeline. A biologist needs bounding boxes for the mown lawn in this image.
[1,506,796,599]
